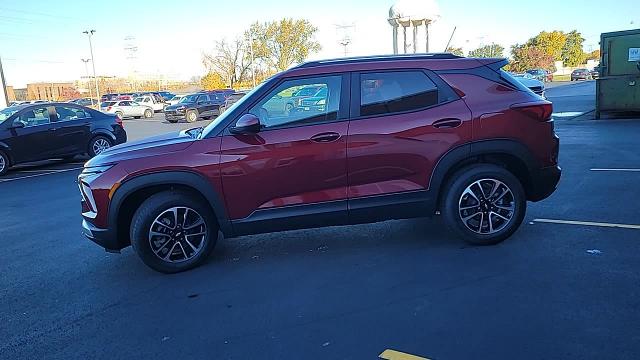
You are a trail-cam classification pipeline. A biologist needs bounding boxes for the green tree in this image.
[509,45,555,73]
[526,31,567,60]
[249,18,321,72]
[202,38,252,88]
[468,43,504,58]
[562,30,587,66]
[446,47,464,56]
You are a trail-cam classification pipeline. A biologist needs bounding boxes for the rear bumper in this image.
[82,218,121,253]
[529,165,562,202]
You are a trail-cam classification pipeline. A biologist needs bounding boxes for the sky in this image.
[0,0,638,87]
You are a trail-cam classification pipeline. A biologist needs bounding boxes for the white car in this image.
[512,73,546,99]
[167,95,184,106]
[134,95,166,112]
[101,100,154,119]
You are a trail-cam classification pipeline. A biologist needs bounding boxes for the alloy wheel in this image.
[148,207,207,263]
[0,155,6,173]
[458,178,515,235]
[92,138,111,155]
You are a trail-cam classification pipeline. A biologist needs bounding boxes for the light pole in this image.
[249,33,256,88]
[81,58,92,99]
[82,30,100,102]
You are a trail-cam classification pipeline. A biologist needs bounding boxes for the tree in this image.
[509,45,555,73]
[445,47,464,56]
[202,38,252,88]
[586,49,601,61]
[249,18,321,72]
[562,30,587,66]
[526,31,567,60]
[468,43,504,58]
[201,72,226,90]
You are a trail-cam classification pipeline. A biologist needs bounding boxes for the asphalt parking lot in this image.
[2,81,639,359]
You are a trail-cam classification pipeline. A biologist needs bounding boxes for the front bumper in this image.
[529,165,562,202]
[165,111,185,121]
[82,219,120,252]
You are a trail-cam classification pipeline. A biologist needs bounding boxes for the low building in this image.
[26,82,74,101]
[6,86,28,102]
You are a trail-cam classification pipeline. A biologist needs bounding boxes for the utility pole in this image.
[335,23,355,57]
[81,58,92,99]
[0,56,8,108]
[249,33,256,88]
[83,30,100,102]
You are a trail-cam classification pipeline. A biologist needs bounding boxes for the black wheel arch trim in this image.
[429,139,540,199]
[90,130,117,143]
[108,171,232,243]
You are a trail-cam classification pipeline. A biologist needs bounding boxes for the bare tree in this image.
[202,38,252,88]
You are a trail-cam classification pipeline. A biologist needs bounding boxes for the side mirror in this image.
[10,121,26,129]
[230,114,261,134]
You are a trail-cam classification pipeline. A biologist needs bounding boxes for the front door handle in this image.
[310,132,341,143]
[433,118,463,129]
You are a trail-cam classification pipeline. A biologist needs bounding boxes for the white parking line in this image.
[590,168,640,172]
[0,167,83,183]
[534,218,640,230]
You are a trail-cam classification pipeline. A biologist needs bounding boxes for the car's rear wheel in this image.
[186,110,198,123]
[0,150,10,176]
[88,136,113,157]
[130,191,218,273]
[144,109,153,118]
[441,164,526,246]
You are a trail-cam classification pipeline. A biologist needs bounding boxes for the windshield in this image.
[200,81,270,138]
[179,94,199,103]
[0,107,20,123]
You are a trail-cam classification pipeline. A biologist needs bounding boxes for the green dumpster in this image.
[596,29,640,119]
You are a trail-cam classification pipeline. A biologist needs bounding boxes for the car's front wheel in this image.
[441,164,526,246]
[0,150,10,176]
[144,109,153,118]
[130,191,218,273]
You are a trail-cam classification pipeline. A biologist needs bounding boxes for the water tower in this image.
[388,0,441,54]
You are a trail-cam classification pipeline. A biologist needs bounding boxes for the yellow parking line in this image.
[534,218,640,230]
[379,349,430,360]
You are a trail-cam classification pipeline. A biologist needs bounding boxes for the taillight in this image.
[106,106,112,111]
[512,103,553,121]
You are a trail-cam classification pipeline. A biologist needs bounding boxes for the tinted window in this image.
[197,94,210,102]
[249,75,342,129]
[119,101,131,106]
[55,106,89,121]
[360,71,439,117]
[17,107,50,127]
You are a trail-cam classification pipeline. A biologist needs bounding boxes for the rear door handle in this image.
[433,118,462,129]
[310,132,341,143]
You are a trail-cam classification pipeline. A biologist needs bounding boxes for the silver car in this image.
[101,100,154,119]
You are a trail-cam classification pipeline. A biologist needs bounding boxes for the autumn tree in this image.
[468,43,504,58]
[201,72,226,90]
[562,30,587,66]
[59,87,81,101]
[586,49,601,60]
[526,31,567,60]
[445,47,464,56]
[249,18,321,72]
[509,45,555,73]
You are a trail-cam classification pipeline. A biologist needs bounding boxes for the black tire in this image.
[144,109,153,118]
[88,135,113,157]
[0,150,10,176]
[166,118,179,123]
[134,116,141,119]
[441,164,526,246]
[186,110,198,123]
[130,191,218,273]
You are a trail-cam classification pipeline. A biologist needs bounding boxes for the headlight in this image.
[81,164,114,175]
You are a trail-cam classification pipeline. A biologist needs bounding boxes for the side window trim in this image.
[351,69,460,120]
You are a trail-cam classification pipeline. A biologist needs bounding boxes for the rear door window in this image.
[54,106,90,121]
[359,71,440,117]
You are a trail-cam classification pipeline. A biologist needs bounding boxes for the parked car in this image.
[158,91,175,101]
[164,90,233,123]
[167,95,184,106]
[0,103,126,175]
[79,54,561,273]
[590,67,600,80]
[134,95,167,112]
[526,69,549,83]
[70,98,99,107]
[101,93,119,102]
[571,68,592,81]
[7,101,26,107]
[512,73,546,99]
[220,92,247,113]
[101,100,154,119]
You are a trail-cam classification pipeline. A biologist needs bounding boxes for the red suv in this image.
[79,54,561,273]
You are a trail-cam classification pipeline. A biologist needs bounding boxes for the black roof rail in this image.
[295,53,463,69]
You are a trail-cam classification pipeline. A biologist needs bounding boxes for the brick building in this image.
[26,82,74,101]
